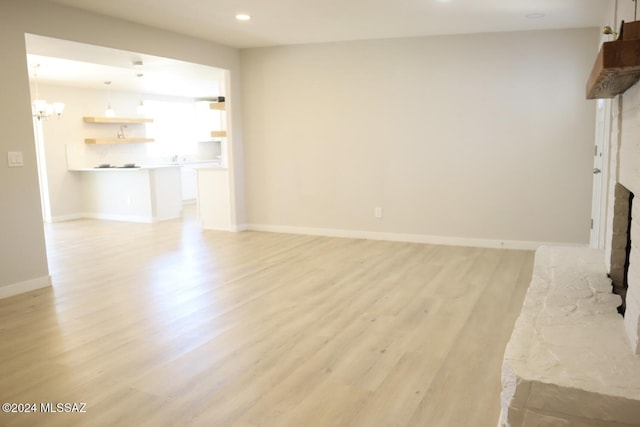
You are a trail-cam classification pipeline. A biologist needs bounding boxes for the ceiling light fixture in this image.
[526,13,545,19]
[104,81,115,118]
[31,64,64,120]
[235,13,251,21]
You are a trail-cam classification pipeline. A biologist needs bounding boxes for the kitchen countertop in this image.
[174,160,222,166]
[69,164,181,172]
[194,165,228,171]
[69,160,223,172]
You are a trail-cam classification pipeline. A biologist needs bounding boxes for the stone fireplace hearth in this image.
[500,247,640,426]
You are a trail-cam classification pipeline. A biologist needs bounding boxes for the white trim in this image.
[0,275,51,299]
[590,96,612,249]
[230,223,249,232]
[82,213,154,223]
[50,213,85,223]
[245,224,577,250]
[80,213,181,223]
[203,225,231,231]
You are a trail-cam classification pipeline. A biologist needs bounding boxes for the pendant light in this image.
[136,73,146,115]
[105,81,115,117]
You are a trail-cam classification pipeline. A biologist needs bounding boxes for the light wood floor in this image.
[0,208,533,427]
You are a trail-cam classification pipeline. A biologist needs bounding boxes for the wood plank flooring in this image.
[0,209,533,426]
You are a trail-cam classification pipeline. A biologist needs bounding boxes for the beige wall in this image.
[240,28,599,247]
[0,0,244,291]
[0,0,601,295]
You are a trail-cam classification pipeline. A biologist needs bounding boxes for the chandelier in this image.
[32,64,64,120]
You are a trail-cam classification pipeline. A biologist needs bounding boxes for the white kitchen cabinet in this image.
[195,167,230,230]
[181,162,220,204]
[181,166,197,203]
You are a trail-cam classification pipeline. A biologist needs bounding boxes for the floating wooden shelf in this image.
[83,116,154,123]
[85,138,155,144]
[210,102,227,137]
[587,21,640,99]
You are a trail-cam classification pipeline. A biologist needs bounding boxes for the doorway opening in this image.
[25,33,235,230]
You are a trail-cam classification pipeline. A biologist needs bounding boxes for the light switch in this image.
[7,151,24,167]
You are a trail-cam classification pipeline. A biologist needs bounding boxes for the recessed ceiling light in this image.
[526,13,545,19]
[235,14,251,21]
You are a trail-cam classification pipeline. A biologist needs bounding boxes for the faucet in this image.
[117,125,127,139]
[171,155,178,163]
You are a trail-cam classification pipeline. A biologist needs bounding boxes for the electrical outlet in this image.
[7,151,23,167]
[374,207,383,219]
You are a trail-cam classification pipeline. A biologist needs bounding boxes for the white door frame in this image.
[590,98,612,249]
[33,117,52,223]
[590,1,618,248]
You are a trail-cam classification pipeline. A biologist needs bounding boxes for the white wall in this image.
[0,0,243,294]
[240,28,599,247]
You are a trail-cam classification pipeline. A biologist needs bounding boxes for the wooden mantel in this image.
[587,21,640,99]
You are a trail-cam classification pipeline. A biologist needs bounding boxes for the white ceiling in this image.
[30,0,609,97]
[26,34,226,98]
[45,0,609,49]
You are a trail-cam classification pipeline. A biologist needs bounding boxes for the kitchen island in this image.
[70,165,182,223]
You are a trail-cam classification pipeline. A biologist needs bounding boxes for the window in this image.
[145,100,210,157]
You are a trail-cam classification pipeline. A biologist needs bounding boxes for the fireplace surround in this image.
[606,84,640,354]
[500,65,640,427]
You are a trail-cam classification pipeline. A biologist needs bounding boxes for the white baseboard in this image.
[0,275,51,299]
[50,213,177,223]
[244,224,573,251]
[231,223,249,232]
[49,213,85,223]
[82,213,154,223]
